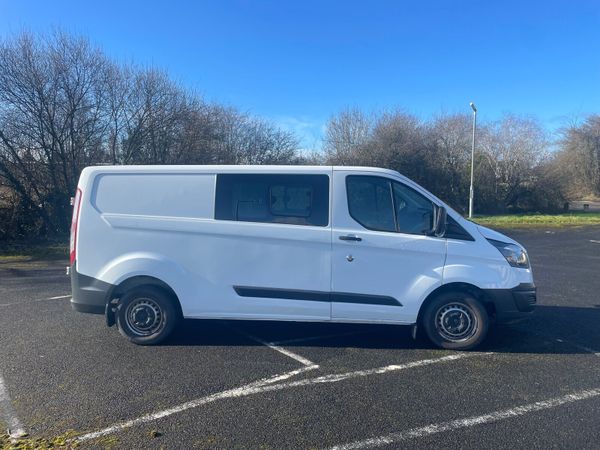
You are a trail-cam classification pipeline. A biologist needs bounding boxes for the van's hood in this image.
[476,225,519,245]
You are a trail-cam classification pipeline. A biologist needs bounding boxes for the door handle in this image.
[339,235,362,242]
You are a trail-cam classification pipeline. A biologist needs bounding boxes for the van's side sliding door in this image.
[206,172,332,321]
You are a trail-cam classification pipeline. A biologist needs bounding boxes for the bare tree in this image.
[323,108,373,164]
[0,31,112,235]
[558,115,600,197]
[428,114,473,209]
[478,114,549,209]
[321,110,563,213]
[1,30,593,240]
[0,31,302,240]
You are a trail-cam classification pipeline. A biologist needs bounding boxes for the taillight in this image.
[70,188,82,266]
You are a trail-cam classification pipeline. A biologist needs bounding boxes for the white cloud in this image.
[271,116,326,153]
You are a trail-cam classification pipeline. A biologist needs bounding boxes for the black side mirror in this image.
[430,205,447,237]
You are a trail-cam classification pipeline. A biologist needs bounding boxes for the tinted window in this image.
[270,184,312,217]
[215,174,329,226]
[346,175,434,236]
[346,176,396,232]
[392,182,434,235]
[445,216,475,241]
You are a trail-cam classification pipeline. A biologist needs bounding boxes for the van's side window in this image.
[215,174,329,226]
[392,182,434,235]
[346,175,434,235]
[346,176,396,232]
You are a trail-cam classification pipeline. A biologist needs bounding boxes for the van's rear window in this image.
[215,174,329,227]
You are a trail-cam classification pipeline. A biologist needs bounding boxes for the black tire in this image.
[422,291,489,350]
[116,286,179,345]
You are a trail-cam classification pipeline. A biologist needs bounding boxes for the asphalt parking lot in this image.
[1,226,600,449]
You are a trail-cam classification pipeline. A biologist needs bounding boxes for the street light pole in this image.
[469,102,477,219]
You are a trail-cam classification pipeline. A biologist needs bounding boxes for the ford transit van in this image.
[69,166,536,349]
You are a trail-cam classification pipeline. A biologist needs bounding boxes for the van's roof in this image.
[76,164,447,215]
[80,165,402,179]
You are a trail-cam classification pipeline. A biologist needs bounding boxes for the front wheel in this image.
[422,291,489,350]
[116,286,179,345]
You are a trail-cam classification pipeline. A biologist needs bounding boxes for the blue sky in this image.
[1,0,599,149]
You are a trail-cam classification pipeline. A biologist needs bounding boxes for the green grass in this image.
[472,212,600,228]
[0,240,68,261]
[0,431,119,449]
[0,431,79,449]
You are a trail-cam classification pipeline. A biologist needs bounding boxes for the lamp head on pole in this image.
[470,102,477,113]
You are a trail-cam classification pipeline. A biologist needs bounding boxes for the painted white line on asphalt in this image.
[76,352,478,442]
[589,239,600,244]
[248,365,319,386]
[0,373,26,440]
[47,295,71,300]
[261,341,316,367]
[327,387,600,450]
[270,331,364,346]
[0,294,71,307]
[225,325,317,367]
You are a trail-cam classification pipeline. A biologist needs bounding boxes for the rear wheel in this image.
[422,291,489,350]
[116,286,179,345]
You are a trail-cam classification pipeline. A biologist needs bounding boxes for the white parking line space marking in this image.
[260,341,317,367]
[225,325,317,367]
[76,365,317,442]
[257,365,319,385]
[0,373,26,440]
[0,294,71,307]
[327,388,600,450]
[76,352,480,442]
[47,295,71,300]
[589,239,600,244]
[269,331,365,346]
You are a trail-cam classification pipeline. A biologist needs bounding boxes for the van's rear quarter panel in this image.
[77,172,216,306]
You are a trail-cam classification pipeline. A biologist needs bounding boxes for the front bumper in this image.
[70,263,114,315]
[482,283,537,323]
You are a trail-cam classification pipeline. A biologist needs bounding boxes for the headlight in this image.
[487,239,530,268]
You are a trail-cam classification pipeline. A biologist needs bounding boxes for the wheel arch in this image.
[109,275,183,318]
[417,282,496,326]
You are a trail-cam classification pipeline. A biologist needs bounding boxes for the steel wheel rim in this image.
[435,302,478,342]
[125,297,164,336]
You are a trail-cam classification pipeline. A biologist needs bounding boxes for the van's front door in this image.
[331,171,446,323]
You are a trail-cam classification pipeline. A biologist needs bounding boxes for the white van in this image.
[69,165,536,349]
